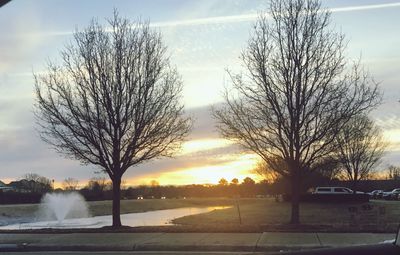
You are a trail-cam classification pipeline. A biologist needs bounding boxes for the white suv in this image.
[313,187,355,194]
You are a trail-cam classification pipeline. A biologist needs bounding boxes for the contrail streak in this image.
[150,2,400,28]
[23,2,400,36]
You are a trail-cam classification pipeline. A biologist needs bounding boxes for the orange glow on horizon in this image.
[126,153,261,186]
[179,138,235,155]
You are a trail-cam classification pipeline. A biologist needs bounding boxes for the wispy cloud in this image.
[149,2,400,28]
[330,2,400,13]
[29,2,400,37]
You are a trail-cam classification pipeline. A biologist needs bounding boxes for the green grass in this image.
[1,198,399,232]
[172,198,400,232]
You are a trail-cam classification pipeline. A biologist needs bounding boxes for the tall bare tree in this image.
[253,159,280,184]
[19,173,53,193]
[62,177,79,191]
[387,165,400,180]
[213,0,381,224]
[34,12,192,227]
[335,115,386,191]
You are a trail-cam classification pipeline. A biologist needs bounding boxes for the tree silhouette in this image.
[214,0,380,224]
[387,165,400,181]
[242,177,255,186]
[62,177,79,191]
[218,178,228,186]
[230,178,239,185]
[335,115,386,191]
[34,12,191,227]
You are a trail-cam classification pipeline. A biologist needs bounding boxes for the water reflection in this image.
[0,206,229,230]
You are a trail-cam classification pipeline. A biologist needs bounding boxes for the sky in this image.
[0,0,400,188]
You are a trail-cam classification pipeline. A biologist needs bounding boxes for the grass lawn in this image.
[1,197,399,232]
[172,198,400,232]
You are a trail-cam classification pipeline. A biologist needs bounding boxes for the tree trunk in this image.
[112,178,122,227]
[289,161,301,225]
[352,179,357,194]
[290,176,300,224]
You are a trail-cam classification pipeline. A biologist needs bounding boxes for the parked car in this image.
[383,188,400,200]
[367,190,383,199]
[382,190,392,200]
[313,187,363,194]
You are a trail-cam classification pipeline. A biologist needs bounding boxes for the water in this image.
[0,206,228,229]
[36,192,89,222]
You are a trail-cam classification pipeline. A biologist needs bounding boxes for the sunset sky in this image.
[0,0,400,187]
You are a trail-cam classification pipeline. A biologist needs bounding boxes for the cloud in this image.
[0,103,236,184]
[19,2,400,37]
[185,105,218,139]
[330,2,400,13]
[148,2,400,28]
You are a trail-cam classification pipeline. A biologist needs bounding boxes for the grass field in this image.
[0,198,399,232]
[172,198,400,232]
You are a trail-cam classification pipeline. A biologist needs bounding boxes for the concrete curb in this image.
[0,243,330,252]
[0,243,26,252]
[0,232,394,252]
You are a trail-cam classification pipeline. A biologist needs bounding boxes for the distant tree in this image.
[253,159,280,184]
[121,180,128,190]
[312,157,341,181]
[242,177,255,186]
[387,165,400,180]
[62,177,79,191]
[19,173,53,193]
[87,176,110,192]
[213,0,381,223]
[230,178,239,185]
[150,180,160,187]
[34,12,191,227]
[218,178,228,186]
[334,115,387,192]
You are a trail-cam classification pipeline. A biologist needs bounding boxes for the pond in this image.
[0,206,229,230]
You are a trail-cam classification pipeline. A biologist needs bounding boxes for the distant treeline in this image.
[81,182,269,201]
[2,178,400,205]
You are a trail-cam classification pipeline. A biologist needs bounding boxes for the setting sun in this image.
[129,153,260,186]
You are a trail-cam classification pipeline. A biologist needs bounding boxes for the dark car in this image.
[383,188,400,200]
[368,190,383,199]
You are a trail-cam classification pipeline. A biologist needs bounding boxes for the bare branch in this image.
[213,0,381,224]
[34,12,192,227]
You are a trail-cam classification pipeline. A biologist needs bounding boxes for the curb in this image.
[0,243,330,252]
[0,244,27,252]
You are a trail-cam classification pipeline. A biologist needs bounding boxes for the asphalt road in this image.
[0,252,262,255]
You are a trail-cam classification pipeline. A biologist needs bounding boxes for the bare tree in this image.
[242,177,255,186]
[213,0,381,224]
[335,115,387,191]
[218,178,228,186]
[34,12,192,227]
[150,180,160,187]
[253,159,280,184]
[387,165,400,180]
[230,178,239,185]
[62,177,79,191]
[19,173,53,193]
[87,176,111,192]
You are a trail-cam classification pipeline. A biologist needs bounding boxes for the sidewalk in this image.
[0,232,395,252]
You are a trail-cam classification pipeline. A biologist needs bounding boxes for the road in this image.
[0,252,264,255]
